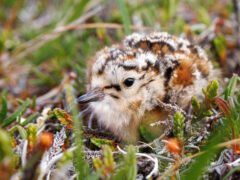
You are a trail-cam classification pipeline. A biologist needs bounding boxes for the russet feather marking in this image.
[84,32,219,143]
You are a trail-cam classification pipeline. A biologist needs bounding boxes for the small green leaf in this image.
[90,137,116,150]
[92,145,115,178]
[103,145,115,168]
[92,157,103,172]
[204,110,214,117]
[53,108,73,129]
[203,80,219,100]
[213,35,227,61]
[0,95,8,122]
[173,111,185,140]
[9,125,27,139]
[191,96,200,112]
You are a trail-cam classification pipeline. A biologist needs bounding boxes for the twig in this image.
[156,100,186,116]
[216,137,240,149]
[9,8,152,66]
[21,140,28,167]
[9,6,103,65]
[185,105,192,133]
[56,22,152,32]
[204,113,222,123]
[197,18,217,46]
[12,21,151,63]
[150,118,171,127]
[36,73,70,105]
[227,158,240,168]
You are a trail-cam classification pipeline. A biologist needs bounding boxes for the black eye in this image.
[123,78,135,87]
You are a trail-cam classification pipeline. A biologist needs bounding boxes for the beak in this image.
[77,88,104,104]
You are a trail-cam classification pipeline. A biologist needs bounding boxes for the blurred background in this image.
[0,0,238,105]
[1,1,240,179]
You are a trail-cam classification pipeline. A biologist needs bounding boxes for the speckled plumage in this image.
[80,32,219,143]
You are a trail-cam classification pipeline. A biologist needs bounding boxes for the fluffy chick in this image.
[78,32,219,143]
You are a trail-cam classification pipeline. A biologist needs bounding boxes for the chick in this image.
[78,32,219,143]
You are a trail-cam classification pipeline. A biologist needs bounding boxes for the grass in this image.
[1,0,240,179]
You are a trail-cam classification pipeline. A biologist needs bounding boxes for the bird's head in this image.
[77,45,166,140]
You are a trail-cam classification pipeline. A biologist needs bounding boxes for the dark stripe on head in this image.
[97,67,105,75]
[104,84,121,91]
[137,79,155,92]
[118,64,137,71]
[142,61,152,71]
[139,74,145,80]
[109,94,120,99]
[112,84,121,91]
[97,57,111,75]
[164,67,173,86]
[164,61,179,86]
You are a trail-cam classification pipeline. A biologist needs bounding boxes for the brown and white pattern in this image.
[80,32,219,143]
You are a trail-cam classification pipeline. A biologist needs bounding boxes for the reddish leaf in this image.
[214,97,230,116]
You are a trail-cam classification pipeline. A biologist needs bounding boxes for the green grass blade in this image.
[181,119,232,179]
[162,0,179,22]
[223,166,240,180]
[20,112,40,126]
[65,84,90,180]
[224,74,239,100]
[181,133,223,179]
[113,145,137,180]
[66,0,90,23]
[116,0,131,34]
[125,146,137,180]
[0,95,8,122]
[2,99,31,128]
